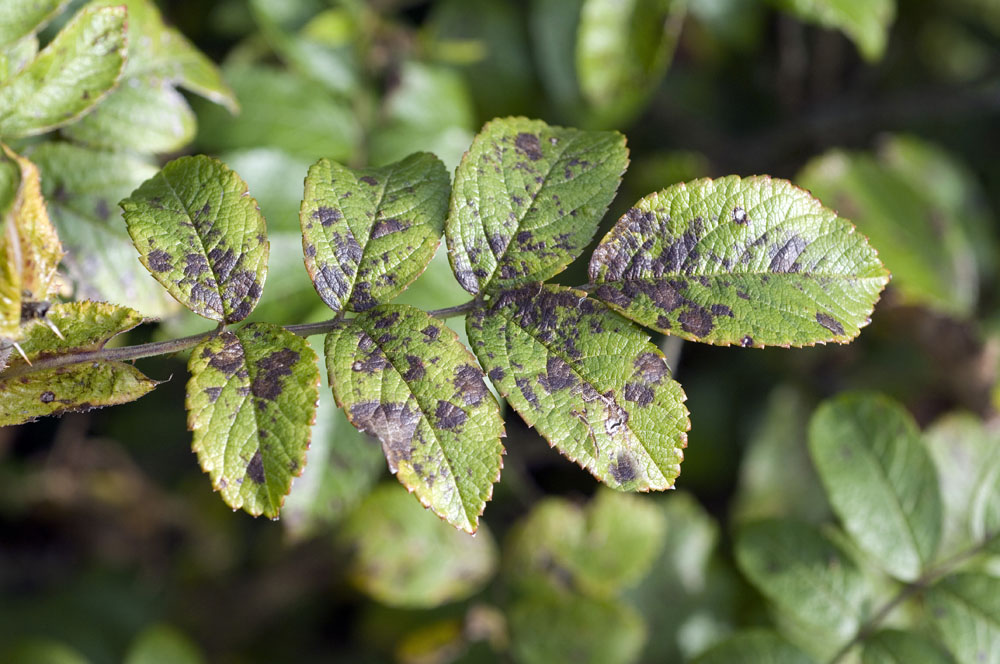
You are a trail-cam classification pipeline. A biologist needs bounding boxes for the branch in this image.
[0,299,480,381]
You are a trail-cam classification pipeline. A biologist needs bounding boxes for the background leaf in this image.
[338,483,498,608]
[861,629,955,664]
[121,155,269,323]
[0,0,67,47]
[186,323,320,517]
[770,0,896,61]
[468,283,688,491]
[326,304,504,533]
[588,175,889,347]
[926,573,1000,664]
[691,629,816,664]
[124,624,204,664]
[445,116,628,295]
[299,152,449,312]
[735,519,870,648]
[0,5,126,138]
[809,392,942,581]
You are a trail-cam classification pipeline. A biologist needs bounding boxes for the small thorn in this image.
[44,318,64,340]
[12,342,31,365]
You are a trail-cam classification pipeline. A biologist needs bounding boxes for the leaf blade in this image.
[926,573,1000,664]
[326,304,504,533]
[121,155,268,323]
[186,323,320,518]
[446,116,628,295]
[589,175,889,347]
[468,283,688,490]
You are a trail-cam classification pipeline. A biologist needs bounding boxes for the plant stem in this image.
[0,300,479,381]
[827,534,999,663]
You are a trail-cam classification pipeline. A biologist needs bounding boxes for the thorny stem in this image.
[0,300,481,380]
[827,533,1000,664]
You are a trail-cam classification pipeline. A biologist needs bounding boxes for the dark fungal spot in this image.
[184,252,209,277]
[816,312,845,336]
[741,336,754,347]
[768,235,807,273]
[609,453,637,485]
[336,233,363,265]
[679,305,715,338]
[205,333,244,377]
[223,272,263,322]
[624,382,654,406]
[147,249,173,272]
[246,450,265,484]
[352,349,389,374]
[539,356,577,393]
[711,304,734,317]
[312,206,342,227]
[349,401,420,472]
[488,367,505,382]
[40,391,55,403]
[204,386,222,402]
[251,349,299,400]
[318,264,350,300]
[402,355,425,382]
[208,247,237,279]
[421,325,440,340]
[359,175,378,186]
[435,400,467,429]
[514,132,543,161]
[373,311,399,329]
[304,244,316,257]
[454,364,488,405]
[516,377,539,407]
[732,206,748,224]
[371,218,407,238]
[736,290,750,300]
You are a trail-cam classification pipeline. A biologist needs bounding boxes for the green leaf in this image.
[771,0,895,61]
[193,63,358,163]
[797,143,977,317]
[924,414,1000,555]
[576,0,683,126]
[0,0,67,47]
[10,301,145,361]
[30,142,178,318]
[339,483,498,608]
[326,304,504,533]
[446,117,628,295]
[62,75,196,153]
[0,5,127,138]
[281,338,384,540]
[0,34,38,83]
[530,0,584,116]
[186,323,320,518]
[589,175,889,347]
[509,587,645,664]
[735,519,870,645]
[121,155,269,323]
[691,630,816,664]
[467,283,688,491]
[124,624,204,664]
[299,152,449,312]
[1,639,90,664]
[861,630,955,664]
[926,573,1000,664]
[808,392,942,581]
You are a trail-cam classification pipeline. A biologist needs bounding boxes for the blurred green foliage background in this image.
[3,0,1000,662]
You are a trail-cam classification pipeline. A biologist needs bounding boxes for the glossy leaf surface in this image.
[446,116,627,295]
[589,175,889,347]
[300,152,448,312]
[326,304,504,533]
[121,155,268,323]
[187,323,319,517]
[468,284,688,490]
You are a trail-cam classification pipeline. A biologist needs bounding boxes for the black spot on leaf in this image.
[402,355,425,382]
[732,206,748,224]
[488,367,505,382]
[251,349,299,400]
[371,218,408,238]
[515,132,543,161]
[679,305,715,337]
[421,325,440,340]
[624,383,654,406]
[349,401,420,472]
[609,453,637,484]
[204,387,222,402]
[313,206,342,227]
[40,391,55,403]
[454,364,488,405]
[247,450,265,484]
[147,249,173,272]
[359,175,378,186]
[816,312,845,336]
[435,400,467,429]
[205,333,244,377]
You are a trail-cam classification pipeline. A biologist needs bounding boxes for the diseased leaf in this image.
[771,0,895,61]
[509,587,645,664]
[0,1,67,47]
[797,141,977,317]
[326,304,504,533]
[0,34,38,83]
[30,142,178,317]
[468,283,688,491]
[735,519,870,645]
[861,630,955,664]
[446,117,628,295]
[809,392,942,581]
[691,630,816,664]
[926,573,1000,664]
[186,323,319,518]
[589,176,889,347]
[0,154,22,339]
[924,414,1000,555]
[8,301,144,362]
[576,0,683,126]
[339,483,498,608]
[0,363,157,426]
[0,5,127,138]
[299,152,448,312]
[121,155,269,323]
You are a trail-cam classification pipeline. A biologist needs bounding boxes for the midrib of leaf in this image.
[492,300,672,483]
[359,324,478,526]
[160,169,228,316]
